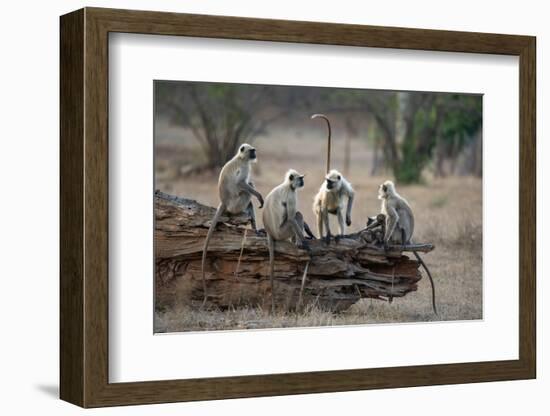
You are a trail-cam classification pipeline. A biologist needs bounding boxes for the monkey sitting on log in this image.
[263,169,313,312]
[378,180,414,246]
[201,143,264,304]
[377,180,437,315]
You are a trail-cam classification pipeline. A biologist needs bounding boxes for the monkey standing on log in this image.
[378,180,437,315]
[311,114,355,244]
[262,169,313,312]
[201,144,264,304]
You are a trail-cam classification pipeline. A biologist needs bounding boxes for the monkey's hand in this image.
[257,194,264,209]
[324,232,331,245]
[346,215,352,227]
[335,234,342,244]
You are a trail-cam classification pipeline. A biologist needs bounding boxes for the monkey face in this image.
[325,170,342,191]
[238,143,257,162]
[287,169,305,190]
[378,180,395,199]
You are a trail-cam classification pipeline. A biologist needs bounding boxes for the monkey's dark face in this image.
[325,170,342,191]
[326,178,336,190]
[378,181,395,200]
[238,144,257,162]
[287,170,305,190]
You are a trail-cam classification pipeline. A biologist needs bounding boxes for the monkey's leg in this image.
[267,234,276,314]
[336,208,345,243]
[316,211,323,240]
[322,207,332,245]
[290,213,309,250]
[295,211,314,241]
[384,207,399,248]
[303,221,315,240]
[246,201,257,231]
[201,203,225,305]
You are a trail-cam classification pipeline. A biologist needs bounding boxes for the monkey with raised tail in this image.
[313,169,355,244]
[201,144,264,304]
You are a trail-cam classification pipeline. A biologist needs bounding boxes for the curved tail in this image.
[412,251,438,316]
[201,203,224,305]
[311,114,332,173]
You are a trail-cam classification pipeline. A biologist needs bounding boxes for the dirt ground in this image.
[154,117,483,332]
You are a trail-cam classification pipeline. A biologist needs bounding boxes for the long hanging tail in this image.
[297,261,310,310]
[201,203,224,305]
[311,114,332,174]
[267,234,275,314]
[234,228,248,280]
[412,251,438,316]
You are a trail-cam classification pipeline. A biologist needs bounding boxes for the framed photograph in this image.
[60,7,536,407]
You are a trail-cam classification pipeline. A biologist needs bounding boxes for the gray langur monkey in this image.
[313,169,355,244]
[263,169,313,312]
[378,180,437,315]
[378,180,414,245]
[201,143,264,304]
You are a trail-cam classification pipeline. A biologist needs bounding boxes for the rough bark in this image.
[155,191,434,312]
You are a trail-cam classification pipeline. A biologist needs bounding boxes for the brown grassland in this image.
[154,118,482,332]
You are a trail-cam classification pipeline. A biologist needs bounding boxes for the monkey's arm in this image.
[280,202,288,228]
[289,217,307,245]
[384,206,399,243]
[345,187,355,226]
[239,181,264,208]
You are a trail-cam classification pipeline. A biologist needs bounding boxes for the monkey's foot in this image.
[298,240,311,251]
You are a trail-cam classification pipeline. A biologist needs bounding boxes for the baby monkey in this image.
[313,169,355,244]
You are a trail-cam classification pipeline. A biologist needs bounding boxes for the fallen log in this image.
[155,190,434,312]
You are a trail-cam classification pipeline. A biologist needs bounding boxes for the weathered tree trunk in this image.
[155,191,434,312]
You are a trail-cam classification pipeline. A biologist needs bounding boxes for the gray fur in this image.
[313,169,355,243]
[262,169,309,312]
[378,180,414,244]
[201,144,264,304]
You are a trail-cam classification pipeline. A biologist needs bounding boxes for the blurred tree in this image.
[434,94,483,177]
[155,81,482,181]
[155,82,287,170]
[363,91,482,183]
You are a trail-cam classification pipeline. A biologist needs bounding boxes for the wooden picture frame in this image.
[60,7,536,408]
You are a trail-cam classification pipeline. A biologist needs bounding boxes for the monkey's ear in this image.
[240,146,245,152]
[289,174,295,181]
[382,185,387,192]
[337,175,341,180]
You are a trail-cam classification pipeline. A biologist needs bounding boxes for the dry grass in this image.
[154,118,483,333]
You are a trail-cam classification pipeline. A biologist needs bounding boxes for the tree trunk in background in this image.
[344,117,357,177]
